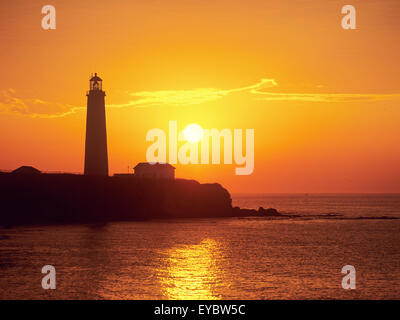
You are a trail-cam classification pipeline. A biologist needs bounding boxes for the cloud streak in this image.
[1,78,400,118]
[113,78,400,108]
[251,90,400,103]
[0,89,83,118]
[108,78,278,108]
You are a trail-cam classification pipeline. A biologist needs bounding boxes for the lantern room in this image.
[89,73,103,91]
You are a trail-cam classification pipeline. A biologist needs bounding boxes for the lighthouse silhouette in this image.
[84,73,109,176]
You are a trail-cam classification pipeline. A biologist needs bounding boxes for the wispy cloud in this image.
[251,89,400,102]
[108,78,277,108]
[112,78,400,108]
[0,89,82,118]
[2,78,400,118]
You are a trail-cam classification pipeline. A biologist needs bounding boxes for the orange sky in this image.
[0,0,399,193]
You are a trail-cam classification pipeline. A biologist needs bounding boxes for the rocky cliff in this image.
[0,172,282,226]
[0,173,233,225]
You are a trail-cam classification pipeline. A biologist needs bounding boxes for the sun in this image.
[183,123,204,143]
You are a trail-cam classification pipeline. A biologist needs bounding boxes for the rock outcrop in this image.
[0,173,233,225]
[232,206,282,217]
[0,172,281,226]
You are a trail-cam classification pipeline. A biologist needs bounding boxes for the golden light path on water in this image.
[157,238,224,300]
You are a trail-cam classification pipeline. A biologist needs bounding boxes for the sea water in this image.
[0,194,399,299]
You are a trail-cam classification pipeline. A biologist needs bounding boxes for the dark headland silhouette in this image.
[0,74,280,227]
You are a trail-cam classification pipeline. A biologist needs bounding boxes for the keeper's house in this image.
[134,162,175,180]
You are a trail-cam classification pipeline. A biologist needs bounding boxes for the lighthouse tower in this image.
[84,73,109,176]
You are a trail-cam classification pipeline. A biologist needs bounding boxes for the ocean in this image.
[0,194,399,299]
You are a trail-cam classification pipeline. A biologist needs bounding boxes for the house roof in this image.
[11,166,42,174]
[134,162,175,170]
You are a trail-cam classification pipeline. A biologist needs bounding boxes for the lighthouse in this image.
[84,73,109,176]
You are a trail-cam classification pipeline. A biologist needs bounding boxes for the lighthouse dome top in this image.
[90,73,102,82]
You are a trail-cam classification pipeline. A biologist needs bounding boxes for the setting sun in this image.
[183,123,204,143]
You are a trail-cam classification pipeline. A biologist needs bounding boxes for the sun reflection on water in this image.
[158,238,224,300]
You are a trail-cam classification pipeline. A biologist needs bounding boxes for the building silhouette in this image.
[11,166,41,175]
[134,162,175,180]
[84,73,109,176]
